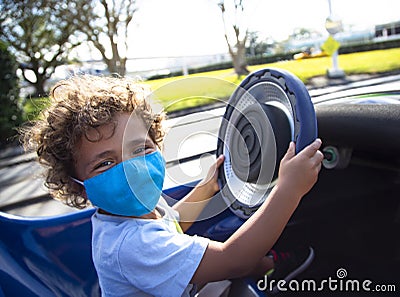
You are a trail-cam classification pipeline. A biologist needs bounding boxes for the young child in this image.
[23,75,324,297]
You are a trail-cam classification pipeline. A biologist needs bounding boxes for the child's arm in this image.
[172,155,224,232]
[191,139,323,284]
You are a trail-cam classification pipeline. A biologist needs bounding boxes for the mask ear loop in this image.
[70,177,84,186]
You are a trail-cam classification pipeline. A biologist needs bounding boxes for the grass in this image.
[144,48,400,112]
[24,48,400,117]
[146,76,238,112]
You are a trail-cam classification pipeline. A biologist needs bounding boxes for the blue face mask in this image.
[74,151,165,216]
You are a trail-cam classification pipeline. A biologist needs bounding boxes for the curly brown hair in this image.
[22,75,165,209]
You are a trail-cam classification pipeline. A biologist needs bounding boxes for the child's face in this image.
[73,112,157,182]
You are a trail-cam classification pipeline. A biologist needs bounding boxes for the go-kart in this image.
[0,68,399,296]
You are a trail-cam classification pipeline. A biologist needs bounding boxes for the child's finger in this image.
[311,150,324,173]
[298,138,322,158]
[282,141,296,160]
[312,149,325,164]
[215,154,225,168]
[213,155,225,178]
[206,155,225,182]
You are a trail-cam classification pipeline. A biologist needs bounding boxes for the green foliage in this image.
[0,41,22,146]
[0,0,90,97]
[23,97,50,121]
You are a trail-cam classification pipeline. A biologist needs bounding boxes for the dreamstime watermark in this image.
[257,268,397,293]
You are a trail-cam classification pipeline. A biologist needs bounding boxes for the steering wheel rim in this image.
[217,68,317,218]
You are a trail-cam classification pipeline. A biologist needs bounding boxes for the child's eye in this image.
[132,146,155,156]
[94,160,114,170]
[133,147,146,155]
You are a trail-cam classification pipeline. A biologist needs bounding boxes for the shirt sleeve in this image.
[117,221,209,297]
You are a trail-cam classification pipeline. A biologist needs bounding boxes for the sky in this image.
[72,0,400,61]
[126,0,400,58]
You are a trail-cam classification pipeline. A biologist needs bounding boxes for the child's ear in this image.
[79,185,88,200]
[81,190,88,200]
[80,189,90,207]
[70,179,88,199]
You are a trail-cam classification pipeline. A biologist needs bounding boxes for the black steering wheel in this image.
[217,68,317,218]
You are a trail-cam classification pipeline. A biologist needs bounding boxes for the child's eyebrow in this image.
[124,137,153,147]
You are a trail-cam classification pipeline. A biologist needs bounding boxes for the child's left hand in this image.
[173,154,225,231]
[197,154,225,197]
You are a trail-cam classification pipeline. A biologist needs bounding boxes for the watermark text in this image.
[257,268,397,293]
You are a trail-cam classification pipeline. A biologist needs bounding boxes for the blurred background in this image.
[1,0,399,147]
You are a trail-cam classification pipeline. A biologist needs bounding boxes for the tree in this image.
[218,0,249,76]
[246,31,275,57]
[0,0,89,97]
[0,41,22,146]
[74,0,138,76]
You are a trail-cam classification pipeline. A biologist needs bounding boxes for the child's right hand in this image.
[192,139,324,284]
[277,139,324,199]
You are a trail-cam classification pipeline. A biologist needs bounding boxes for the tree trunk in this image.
[33,79,46,97]
[219,1,249,77]
[106,55,127,76]
[21,68,47,98]
[33,67,47,97]
[232,42,249,76]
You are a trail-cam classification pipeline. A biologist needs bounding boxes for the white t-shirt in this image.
[91,197,209,297]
